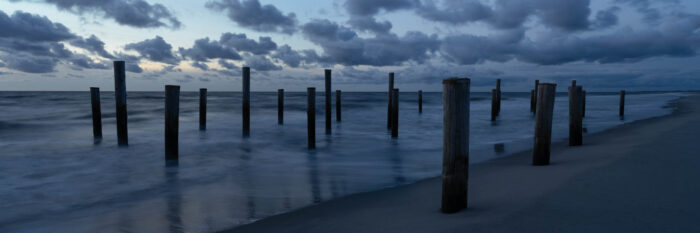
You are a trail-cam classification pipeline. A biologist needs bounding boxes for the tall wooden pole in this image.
[441,78,470,213]
[278,89,284,125]
[568,85,583,146]
[533,83,557,165]
[491,89,497,121]
[496,79,501,116]
[418,90,423,114]
[620,90,626,117]
[325,69,332,134]
[165,85,180,161]
[242,67,250,137]
[308,87,316,149]
[387,72,394,129]
[391,88,399,138]
[90,87,102,143]
[199,88,207,131]
[113,61,128,146]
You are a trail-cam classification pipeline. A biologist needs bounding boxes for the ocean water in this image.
[0,91,684,233]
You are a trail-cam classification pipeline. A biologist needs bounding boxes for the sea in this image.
[0,91,685,232]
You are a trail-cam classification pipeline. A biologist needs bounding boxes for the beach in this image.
[222,94,700,233]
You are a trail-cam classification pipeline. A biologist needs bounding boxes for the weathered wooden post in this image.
[325,69,332,134]
[418,90,423,114]
[533,83,557,166]
[165,85,180,161]
[90,87,102,143]
[496,79,501,116]
[620,90,625,117]
[441,78,470,213]
[568,85,583,146]
[387,72,394,129]
[391,88,399,138]
[491,89,497,121]
[199,88,207,131]
[242,67,250,137]
[113,61,128,146]
[336,90,341,122]
[278,89,284,125]
[582,90,586,118]
[307,87,316,149]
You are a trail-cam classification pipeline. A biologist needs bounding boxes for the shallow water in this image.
[0,91,683,232]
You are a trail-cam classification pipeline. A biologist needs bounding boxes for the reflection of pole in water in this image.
[390,141,406,184]
[164,164,182,233]
[307,151,322,204]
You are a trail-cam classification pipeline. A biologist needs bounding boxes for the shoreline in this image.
[219,94,700,233]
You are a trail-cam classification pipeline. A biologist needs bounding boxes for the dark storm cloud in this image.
[271,45,302,67]
[70,35,114,59]
[219,33,277,55]
[347,16,392,34]
[0,53,58,73]
[415,0,493,25]
[206,0,297,34]
[344,0,415,16]
[179,37,242,62]
[0,10,76,42]
[344,0,598,31]
[70,55,109,70]
[592,7,620,29]
[441,13,700,66]
[11,0,181,29]
[244,54,281,71]
[124,36,179,65]
[218,59,238,69]
[0,10,79,73]
[301,19,439,66]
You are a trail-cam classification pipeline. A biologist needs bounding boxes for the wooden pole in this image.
[391,88,399,138]
[278,89,284,125]
[307,87,316,149]
[336,90,341,122]
[325,69,332,134]
[418,90,423,114]
[533,83,557,166]
[242,67,250,137]
[387,72,394,129]
[199,88,207,131]
[441,77,470,213]
[491,89,497,121]
[165,85,180,161]
[568,86,583,146]
[620,90,625,117]
[496,79,501,116]
[113,61,128,146]
[90,87,102,143]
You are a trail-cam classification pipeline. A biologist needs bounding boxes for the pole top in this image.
[538,83,557,87]
[165,85,180,88]
[442,77,470,84]
[308,87,316,90]
[90,87,99,90]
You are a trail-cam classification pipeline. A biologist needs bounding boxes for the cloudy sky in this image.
[1,0,700,91]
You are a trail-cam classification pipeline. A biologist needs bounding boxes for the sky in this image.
[1,0,700,92]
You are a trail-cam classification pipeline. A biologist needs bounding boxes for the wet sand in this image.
[221,94,700,233]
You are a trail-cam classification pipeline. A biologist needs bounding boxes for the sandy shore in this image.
[220,94,700,233]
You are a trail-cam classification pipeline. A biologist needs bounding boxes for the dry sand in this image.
[220,94,700,233]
